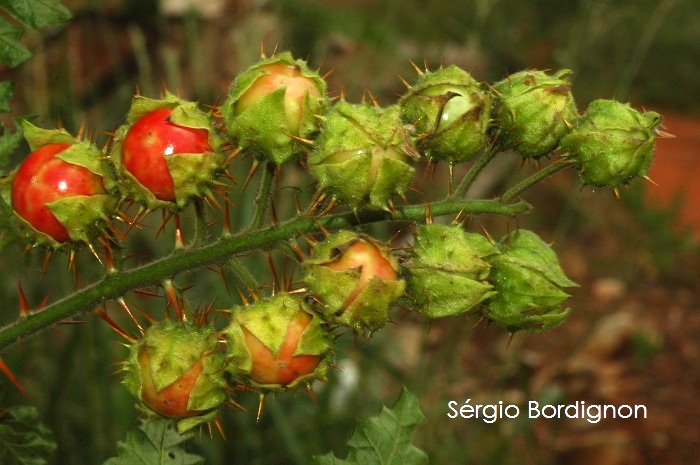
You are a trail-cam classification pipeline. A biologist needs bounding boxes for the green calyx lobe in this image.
[309,102,416,209]
[223,294,333,391]
[222,52,328,165]
[400,65,492,163]
[560,99,661,188]
[404,224,498,318]
[123,320,227,433]
[493,69,578,157]
[303,230,405,334]
[483,230,578,333]
[110,92,225,211]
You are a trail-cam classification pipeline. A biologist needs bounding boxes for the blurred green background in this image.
[1,0,699,464]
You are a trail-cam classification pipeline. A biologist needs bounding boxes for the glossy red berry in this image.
[121,107,212,202]
[11,142,107,243]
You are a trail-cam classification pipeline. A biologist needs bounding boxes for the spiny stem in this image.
[0,197,530,353]
[452,145,500,198]
[192,198,209,246]
[247,160,276,230]
[500,162,571,202]
[227,257,259,295]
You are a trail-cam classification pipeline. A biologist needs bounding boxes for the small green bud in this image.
[222,52,328,164]
[223,294,333,391]
[308,102,416,209]
[399,65,492,163]
[404,224,498,318]
[303,230,405,334]
[122,321,228,433]
[484,230,578,333]
[560,99,662,188]
[492,69,577,157]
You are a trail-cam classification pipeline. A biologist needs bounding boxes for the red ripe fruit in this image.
[121,107,212,202]
[11,143,107,243]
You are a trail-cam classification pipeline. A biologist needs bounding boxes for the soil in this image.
[645,110,700,241]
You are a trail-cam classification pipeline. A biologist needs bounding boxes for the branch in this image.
[500,161,571,202]
[0,197,530,353]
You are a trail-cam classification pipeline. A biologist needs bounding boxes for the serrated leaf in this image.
[0,19,31,67]
[0,0,71,30]
[0,404,57,465]
[315,387,429,465]
[103,418,204,465]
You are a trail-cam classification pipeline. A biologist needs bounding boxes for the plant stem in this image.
[0,197,530,353]
[192,198,209,246]
[227,257,259,294]
[500,162,570,202]
[247,160,275,230]
[452,145,500,198]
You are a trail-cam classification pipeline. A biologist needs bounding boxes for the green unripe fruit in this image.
[560,99,662,188]
[122,321,228,433]
[110,92,225,211]
[404,224,498,318]
[399,65,492,163]
[308,102,416,210]
[222,52,328,165]
[223,294,333,391]
[303,230,405,334]
[484,230,578,333]
[492,69,577,157]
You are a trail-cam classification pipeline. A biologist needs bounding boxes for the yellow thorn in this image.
[655,129,675,139]
[321,67,336,81]
[87,242,104,267]
[398,75,411,89]
[117,297,145,334]
[256,393,266,423]
[643,175,659,187]
[242,159,260,191]
[408,59,424,76]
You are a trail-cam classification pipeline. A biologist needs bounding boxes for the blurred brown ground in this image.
[645,111,700,241]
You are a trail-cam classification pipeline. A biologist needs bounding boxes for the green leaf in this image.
[0,81,14,113]
[0,0,72,30]
[103,419,204,465]
[0,118,24,174]
[315,387,429,465]
[0,19,31,67]
[0,82,23,175]
[0,405,57,465]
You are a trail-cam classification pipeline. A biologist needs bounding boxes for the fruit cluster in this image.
[1,51,664,434]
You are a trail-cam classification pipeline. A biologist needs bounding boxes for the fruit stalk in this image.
[500,162,571,202]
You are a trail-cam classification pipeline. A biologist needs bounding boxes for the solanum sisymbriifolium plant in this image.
[0,7,667,459]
